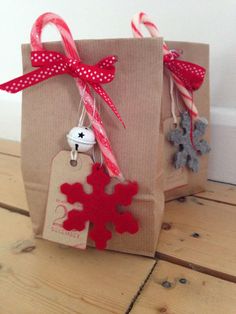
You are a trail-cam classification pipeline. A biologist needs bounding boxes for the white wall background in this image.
[0,0,235,182]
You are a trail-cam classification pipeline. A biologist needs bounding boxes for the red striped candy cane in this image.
[31,13,123,179]
[131,12,198,118]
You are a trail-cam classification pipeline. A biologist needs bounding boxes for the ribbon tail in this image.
[90,83,126,128]
[0,69,42,93]
[0,67,66,94]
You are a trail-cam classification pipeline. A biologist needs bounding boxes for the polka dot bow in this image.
[164,50,206,92]
[0,51,125,126]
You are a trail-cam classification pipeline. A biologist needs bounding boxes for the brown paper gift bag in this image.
[21,36,165,257]
[163,41,210,201]
[131,13,210,201]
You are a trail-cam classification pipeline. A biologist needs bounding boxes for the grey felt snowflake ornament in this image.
[168,111,210,172]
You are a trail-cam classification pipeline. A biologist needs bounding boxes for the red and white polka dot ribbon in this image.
[131,12,206,118]
[0,12,124,179]
[0,50,124,125]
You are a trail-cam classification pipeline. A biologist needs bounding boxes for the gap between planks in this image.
[130,260,236,314]
[157,196,236,283]
[156,252,236,284]
[0,139,21,157]
[194,180,236,206]
[125,261,158,314]
[0,203,29,216]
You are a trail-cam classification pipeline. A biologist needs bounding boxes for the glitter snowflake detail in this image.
[61,163,139,250]
[168,111,210,172]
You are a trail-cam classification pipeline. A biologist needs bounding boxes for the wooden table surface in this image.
[0,139,236,314]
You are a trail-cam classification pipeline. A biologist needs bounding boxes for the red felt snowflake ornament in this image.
[60,163,139,250]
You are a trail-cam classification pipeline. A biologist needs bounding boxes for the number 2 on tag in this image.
[43,151,93,249]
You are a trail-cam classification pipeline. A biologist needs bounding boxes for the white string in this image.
[70,150,78,161]
[77,86,86,126]
[90,98,103,167]
[78,106,86,127]
[92,146,103,168]
[88,96,97,128]
[69,87,86,162]
[77,87,97,127]
[169,75,178,126]
[71,89,105,168]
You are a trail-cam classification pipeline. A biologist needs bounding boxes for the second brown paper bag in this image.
[163,41,210,200]
[131,13,210,201]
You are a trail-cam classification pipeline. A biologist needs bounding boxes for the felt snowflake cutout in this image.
[168,111,210,172]
[60,163,139,250]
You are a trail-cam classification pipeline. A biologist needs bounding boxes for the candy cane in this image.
[131,12,198,118]
[31,12,123,179]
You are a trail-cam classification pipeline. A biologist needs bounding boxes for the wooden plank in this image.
[195,180,236,206]
[0,139,20,157]
[0,154,28,212]
[157,196,236,281]
[131,260,236,314]
[0,208,155,314]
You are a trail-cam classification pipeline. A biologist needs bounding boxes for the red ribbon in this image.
[164,50,206,91]
[164,50,205,149]
[0,51,125,126]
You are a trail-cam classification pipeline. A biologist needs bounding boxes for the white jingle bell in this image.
[67,126,96,153]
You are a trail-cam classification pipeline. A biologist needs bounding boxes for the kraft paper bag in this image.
[161,41,210,201]
[21,38,165,257]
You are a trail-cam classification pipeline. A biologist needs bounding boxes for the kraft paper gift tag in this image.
[43,151,93,249]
